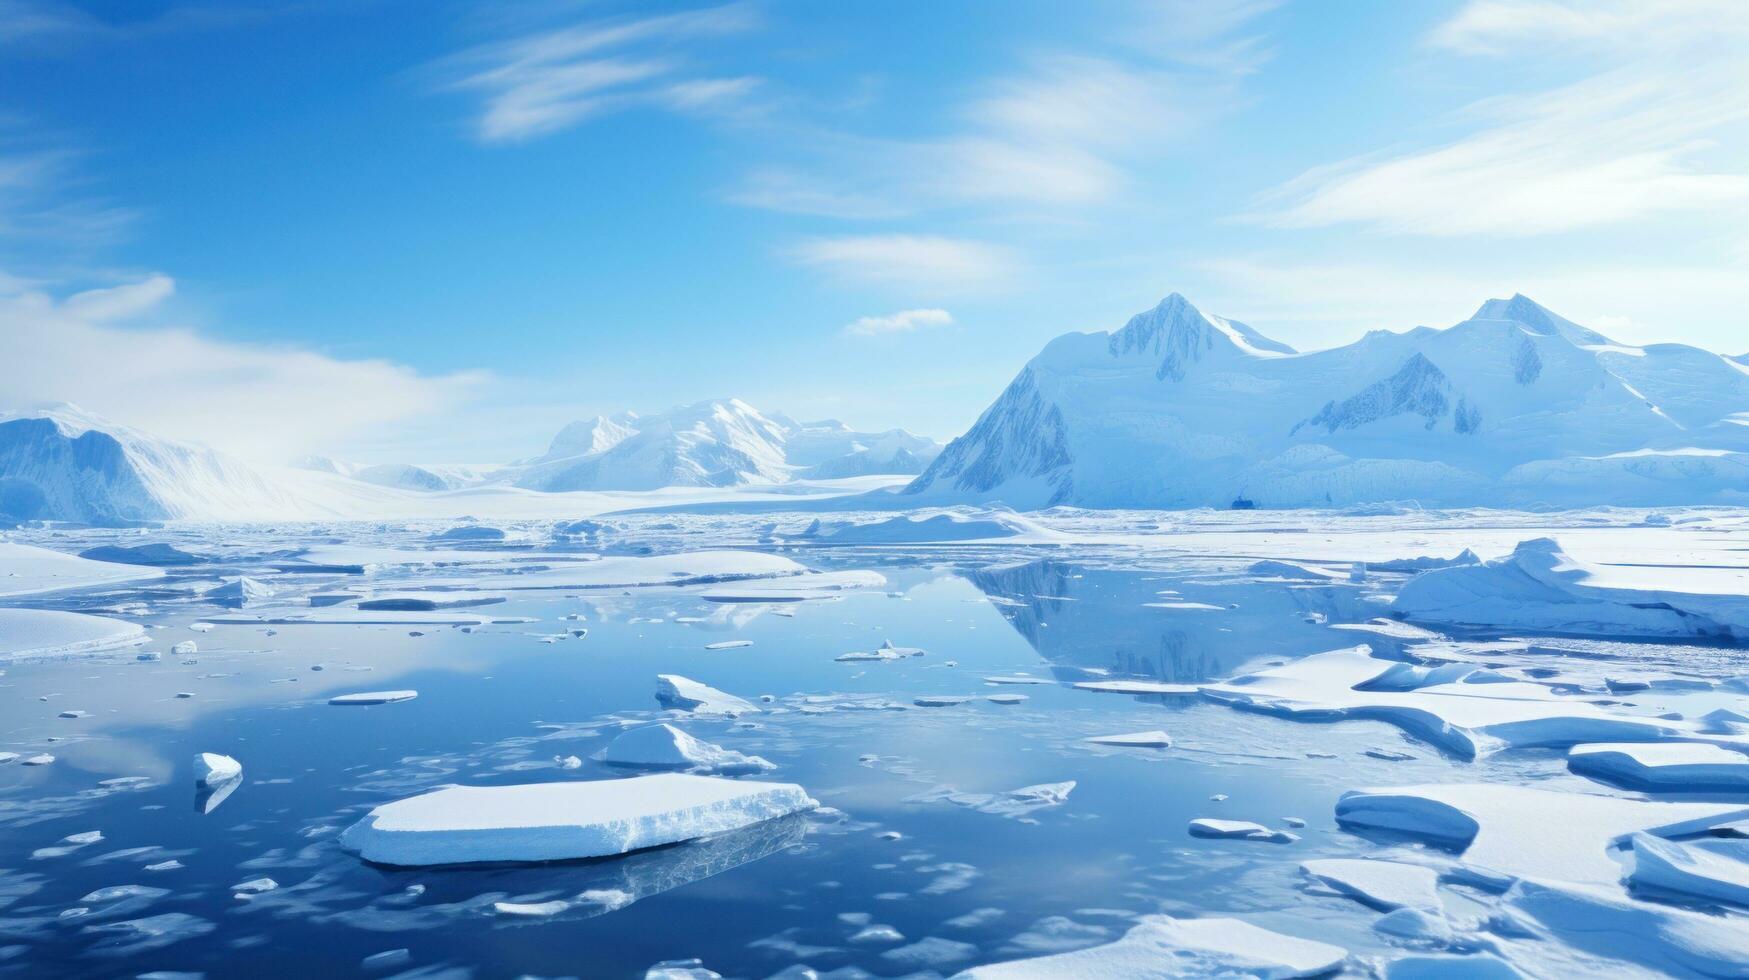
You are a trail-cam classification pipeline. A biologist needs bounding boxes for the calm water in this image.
[0,532,1657,977]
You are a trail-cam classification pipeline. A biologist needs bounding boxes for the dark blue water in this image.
[0,547,1570,978]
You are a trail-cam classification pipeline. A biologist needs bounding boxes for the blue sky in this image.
[1,0,1746,462]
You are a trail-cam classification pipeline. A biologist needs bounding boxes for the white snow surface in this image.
[0,542,163,597]
[954,914,1346,978]
[338,773,816,866]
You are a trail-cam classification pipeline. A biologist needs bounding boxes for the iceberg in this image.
[203,576,273,608]
[338,773,816,866]
[953,914,1346,978]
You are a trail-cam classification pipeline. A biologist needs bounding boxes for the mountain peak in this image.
[1469,294,1612,346]
[1108,293,1294,380]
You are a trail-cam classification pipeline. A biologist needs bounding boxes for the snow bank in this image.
[1394,537,1749,639]
[600,724,774,774]
[0,542,163,597]
[953,914,1346,978]
[339,773,816,866]
[0,608,146,661]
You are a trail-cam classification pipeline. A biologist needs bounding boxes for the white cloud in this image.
[0,274,485,462]
[436,3,759,143]
[1254,1,1749,236]
[791,235,1014,291]
[844,307,953,337]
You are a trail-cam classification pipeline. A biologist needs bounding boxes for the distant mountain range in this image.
[1,400,941,524]
[904,293,1749,508]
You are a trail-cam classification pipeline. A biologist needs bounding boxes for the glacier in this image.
[904,293,1749,509]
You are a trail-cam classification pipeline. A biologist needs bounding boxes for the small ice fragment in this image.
[913,695,971,707]
[1188,819,1297,844]
[600,724,774,774]
[986,694,1027,704]
[328,690,418,705]
[172,640,197,655]
[1072,680,1198,695]
[361,949,412,971]
[232,877,277,895]
[192,752,241,787]
[554,755,583,770]
[58,710,89,719]
[851,924,906,944]
[493,899,569,916]
[145,860,183,872]
[704,640,752,650]
[1085,731,1172,748]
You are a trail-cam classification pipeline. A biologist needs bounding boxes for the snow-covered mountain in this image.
[514,399,941,492]
[905,293,1749,508]
[290,455,465,493]
[0,405,302,524]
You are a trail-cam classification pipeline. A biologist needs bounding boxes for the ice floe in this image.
[600,724,775,774]
[328,691,418,706]
[0,542,164,597]
[955,914,1346,978]
[1084,730,1172,748]
[1300,858,1441,911]
[1394,537,1749,639]
[1188,818,1298,844]
[656,675,758,716]
[338,773,816,866]
[1569,742,1749,791]
[1335,783,1749,886]
[1202,645,1690,759]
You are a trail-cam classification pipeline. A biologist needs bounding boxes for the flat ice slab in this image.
[1085,730,1173,748]
[1300,858,1441,911]
[339,773,816,866]
[0,608,147,661]
[1569,742,1749,791]
[329,690,418,706]
[1189,818,1298,844]
[954,914,1346,978]
[0,542,164,597]
[1336,783,1749,886]
[1072,679,1198,695]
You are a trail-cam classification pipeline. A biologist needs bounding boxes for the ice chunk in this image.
[601,724,774,774]
[1085,731,1172,748]
[1505,877,1749,978]
[1394,537,1749,639]
[0,608,146,661]
[1301,859,1441,911]
[191,753,241,787]
[1627,833,1749,907]
[1335,783,1749,886]
[1188,819,1297,844]
[338,773,816,866]
[954,914,1346,978]
[328,690,418,706]
[703,640,752,650]
[1568,742,1749,791]
[838,639,924,662]
[914,695,971,707]
[656,675,757,716]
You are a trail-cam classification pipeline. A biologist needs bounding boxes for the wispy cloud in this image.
[736,0,1277,219]
[1253,1,1749,236]
[844,307,953,337]
[0,274,485,461]
[791,235,1013,291]
[434,3,761,143]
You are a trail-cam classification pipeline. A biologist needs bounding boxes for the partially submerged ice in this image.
[192,752,241,787]
[954,914,1346,978]
[339,773,816,866]
[1393,537,1749,639]
[601,724,775,774]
